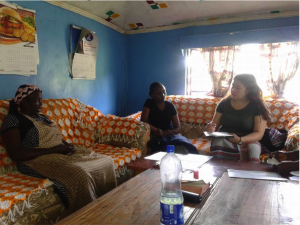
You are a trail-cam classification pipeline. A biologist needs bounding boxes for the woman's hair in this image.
[149,82,165,94]
[229,74,271,121]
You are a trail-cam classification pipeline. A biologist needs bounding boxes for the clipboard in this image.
[204,131,234,138]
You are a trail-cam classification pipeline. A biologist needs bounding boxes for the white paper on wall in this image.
[69,25,98,80]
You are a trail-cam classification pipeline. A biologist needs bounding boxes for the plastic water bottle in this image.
[160,145,184,225]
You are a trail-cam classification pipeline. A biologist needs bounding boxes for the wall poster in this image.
[0,2,38,76]
[69,25,98,80]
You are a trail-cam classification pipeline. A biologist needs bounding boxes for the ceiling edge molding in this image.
[126,11,299,35]
[44,1,125,34]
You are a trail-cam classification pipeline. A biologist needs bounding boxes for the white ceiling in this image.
[55,1,299,33]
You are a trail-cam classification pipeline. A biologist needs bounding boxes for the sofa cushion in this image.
[265,99,299,130]
[285,122,299,151]
[0,172,53,224]
[166,96,221,125]
[97,115,141,142]
[189,138,211,155]
[0,100,17,174]
[92,143,142,176]
[41,99,103,148]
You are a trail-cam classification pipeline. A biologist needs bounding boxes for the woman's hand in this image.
[162,130,176,136]
[153,128,163,137]
[56,141,76,156]
[206,122,217,133]
[227,133,240,144]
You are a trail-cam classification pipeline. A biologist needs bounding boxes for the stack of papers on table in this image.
[227,169,287,181]
[144,152,212,170]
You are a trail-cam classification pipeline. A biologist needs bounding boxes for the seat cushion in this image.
[0,172,65,225]
[189,138,211,155]
[92,144,142,174]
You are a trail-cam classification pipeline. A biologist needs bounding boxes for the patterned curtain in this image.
[259,42,299,98]
[200,46,239,97]
[185,49,192,95]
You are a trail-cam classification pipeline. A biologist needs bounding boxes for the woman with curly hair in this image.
[206,74,271,161]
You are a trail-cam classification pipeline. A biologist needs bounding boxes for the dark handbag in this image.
[259,128,288,152]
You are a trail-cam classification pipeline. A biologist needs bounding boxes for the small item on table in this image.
[193,170,199,179]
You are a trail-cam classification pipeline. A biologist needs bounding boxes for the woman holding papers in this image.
[206,74,271,161]
[141,82,199,154]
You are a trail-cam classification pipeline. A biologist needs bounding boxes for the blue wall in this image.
[0,1,126,116]
[0,2,298,117]
[126,17,299,115]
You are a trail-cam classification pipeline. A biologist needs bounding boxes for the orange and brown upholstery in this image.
[0,98,149,225]
[127,96,299,154]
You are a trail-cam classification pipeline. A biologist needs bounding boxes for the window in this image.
[186,42,299,102]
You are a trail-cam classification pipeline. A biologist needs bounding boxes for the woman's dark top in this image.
[0,113,52,148]
[144,99,177,130]
[216,98,261,137]
[0,113,69,208]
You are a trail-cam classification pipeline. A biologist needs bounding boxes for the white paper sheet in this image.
[289,176,299,181]
[290,171,299,177]
[144,152,213,170]
[266,157,280,165]
[227,169,287,181]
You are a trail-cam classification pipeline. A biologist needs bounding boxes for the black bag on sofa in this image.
[259,128,288,152]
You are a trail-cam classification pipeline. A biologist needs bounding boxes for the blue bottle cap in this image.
[167,145,175,153]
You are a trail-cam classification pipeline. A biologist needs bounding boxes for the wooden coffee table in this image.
[56,169,209,225]
[57,157,280,225]
[187,172,299,224]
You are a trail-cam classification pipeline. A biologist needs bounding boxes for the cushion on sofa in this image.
[96,114,150,156]
[0,100,17,174]
[0,172,53,224]
[190,138,211,155]
[285,122,299,151]
[41,98,103,148]
[265,99,299,130]
[166,96,221,124]
[93,143,142,176]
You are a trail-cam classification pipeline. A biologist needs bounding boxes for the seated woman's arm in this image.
[160,114,181,136]
[228,115,267,144]
[206,112,222,132]
[141,106,162,136]
[2,129,76,162]
[141,107,180,136]
[170,114,181,134]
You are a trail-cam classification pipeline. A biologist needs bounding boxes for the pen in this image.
[203,118,210,124]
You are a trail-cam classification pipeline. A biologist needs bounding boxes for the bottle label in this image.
[160,202,184,225]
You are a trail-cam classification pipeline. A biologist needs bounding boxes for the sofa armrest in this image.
[285,122,299,151]
[94,115,150,157]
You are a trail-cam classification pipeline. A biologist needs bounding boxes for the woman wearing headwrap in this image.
[0,84,117,212]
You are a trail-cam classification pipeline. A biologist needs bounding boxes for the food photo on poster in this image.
[0,2,38,76]
[0,4,36,44]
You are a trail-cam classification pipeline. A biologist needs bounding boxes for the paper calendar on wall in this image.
[0,2,38,76]
[69,25,98,80]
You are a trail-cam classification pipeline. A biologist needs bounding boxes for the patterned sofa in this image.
[0,98,149,225]
[127,95,299,154]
